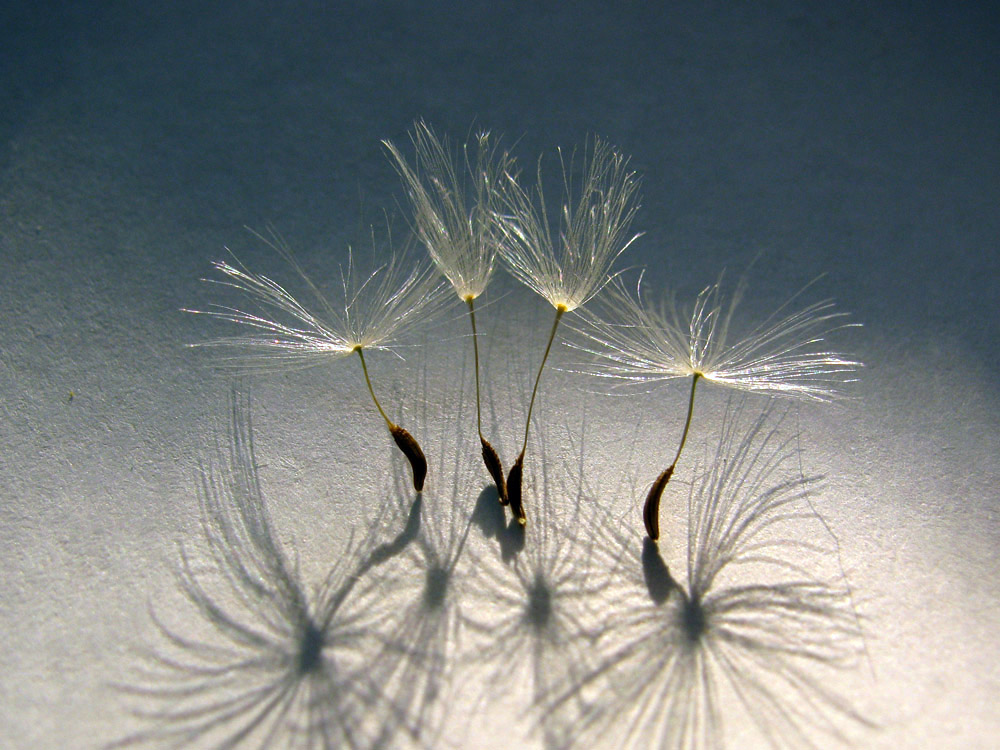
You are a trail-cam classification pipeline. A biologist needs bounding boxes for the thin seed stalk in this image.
[467,297,483,436]
[643,372,700,541]
[468,297,507,503]
[356,347,393,428]
[507,305,565,526]
[356,347,427,492]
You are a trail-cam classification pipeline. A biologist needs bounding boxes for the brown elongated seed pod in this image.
[481,437,508,504]
[642,465,674,541]
[391,425,427,492]
[506,452,526,526]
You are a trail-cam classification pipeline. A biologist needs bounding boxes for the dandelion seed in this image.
[184,228,450,491]
[384,121,515,502]
[573,272,861,541]
[497,137,642,525]
[561,402,871,749]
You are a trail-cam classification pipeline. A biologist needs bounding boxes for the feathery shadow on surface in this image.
[110,386,422,749]
[352,332,488,749]
[547,398,875,750]
[359,492,423,573]
[462,406,633,750]
[115,307,874,750]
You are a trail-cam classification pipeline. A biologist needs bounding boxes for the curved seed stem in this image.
[357,347,427,491]
[671,372,701,469]
[643,373,700,541]
[467,297,484,438]
[391,424,427,492]
[356,347,394,429]
[521,306,565,455]
[643,466,672,541]
[507,451,526,526]
[506,305,565,527]
[468,296,509,502]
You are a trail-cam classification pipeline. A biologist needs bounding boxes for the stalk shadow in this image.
[359,492,423,573]
[115,316,875,749]
[472,294,566,555]
[367,322,620,747]
[470,485,504,539]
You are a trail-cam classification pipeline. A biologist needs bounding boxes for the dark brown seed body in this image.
[481,437,508,504]
[506,452,526,526]
[643,465,674,541]
[391,425,427,492]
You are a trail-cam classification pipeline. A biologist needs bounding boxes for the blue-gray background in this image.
[1,1,997,747]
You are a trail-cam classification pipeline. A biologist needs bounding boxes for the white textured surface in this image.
[1,2,998,747]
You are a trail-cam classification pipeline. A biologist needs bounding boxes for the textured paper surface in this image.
[1,2,998,747]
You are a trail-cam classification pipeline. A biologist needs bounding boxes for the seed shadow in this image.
[117,316,877,749]
[360,492,423,572]
[355,331,487,749]
[472,476,528,563]
[641,537,678,605]
[471,484,504,539]
[498,517,527,562]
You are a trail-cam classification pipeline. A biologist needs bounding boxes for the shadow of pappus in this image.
[111,338,500,749]
[348,347,487,750]
[113,375,873,749]
[461,409,631,750]
[336,333,631,750]
[544,399,875,750]
[111,388,426,749]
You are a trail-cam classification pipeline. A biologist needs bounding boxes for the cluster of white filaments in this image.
[497,137,642,313]
[186,230,449,370]
[383,121,513,302]
[575,274,862,401]
[183,125,861,530]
